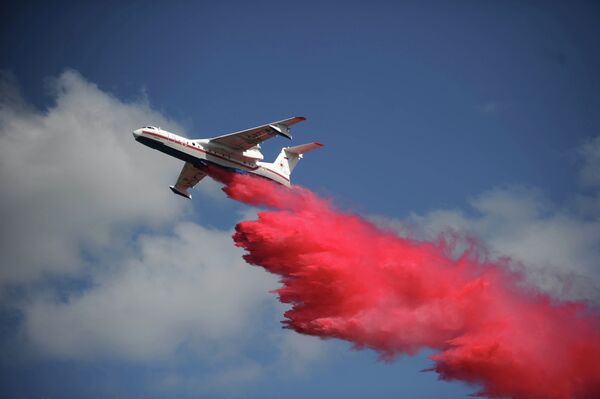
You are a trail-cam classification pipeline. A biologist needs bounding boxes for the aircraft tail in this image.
[269,142,324,179]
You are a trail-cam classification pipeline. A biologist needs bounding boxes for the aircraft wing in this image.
[208,116,305,151]
[169,162,206,199]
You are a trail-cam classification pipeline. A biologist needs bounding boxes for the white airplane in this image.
[133,116,323,199]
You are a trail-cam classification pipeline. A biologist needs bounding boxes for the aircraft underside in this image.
[136,134,259,178]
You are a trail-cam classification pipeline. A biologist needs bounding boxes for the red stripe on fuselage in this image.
[141,130,290,182]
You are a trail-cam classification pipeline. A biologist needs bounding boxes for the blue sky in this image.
[1,1,599,398]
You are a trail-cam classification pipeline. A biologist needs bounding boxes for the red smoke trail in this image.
[207,167,600,399]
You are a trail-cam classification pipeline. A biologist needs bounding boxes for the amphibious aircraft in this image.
[133,116,322,199]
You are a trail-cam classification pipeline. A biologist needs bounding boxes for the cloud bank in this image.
[0,71,325,393]
[0,70,186,285]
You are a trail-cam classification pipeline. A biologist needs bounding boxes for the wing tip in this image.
[169,185,192,199]
[278,131,292,140]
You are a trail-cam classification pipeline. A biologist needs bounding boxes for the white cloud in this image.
[154,361,265,397]
[24,222,276,361]
[0,70,230,287]
[0,71,327,392]
[275,331,327,374]
[0,70,191,285]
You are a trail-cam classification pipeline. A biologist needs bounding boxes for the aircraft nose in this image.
[132,128,142,138]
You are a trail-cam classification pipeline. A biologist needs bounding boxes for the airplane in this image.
[133,116,323,199]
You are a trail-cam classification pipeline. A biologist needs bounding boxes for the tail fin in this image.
[270,142,324,178]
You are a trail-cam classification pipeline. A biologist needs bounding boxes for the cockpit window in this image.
[143,126,157,129]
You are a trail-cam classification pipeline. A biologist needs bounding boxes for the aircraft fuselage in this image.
[133,127,290,186]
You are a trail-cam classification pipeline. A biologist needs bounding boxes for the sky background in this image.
[1,1,599,398]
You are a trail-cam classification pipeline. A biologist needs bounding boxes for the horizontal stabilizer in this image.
[285,142,324,155]
[267,142,324,180]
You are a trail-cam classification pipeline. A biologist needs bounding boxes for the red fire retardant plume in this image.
[206,166,600,399]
